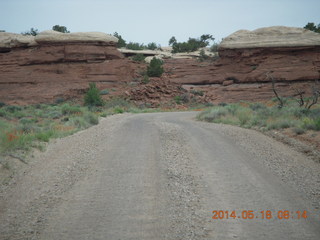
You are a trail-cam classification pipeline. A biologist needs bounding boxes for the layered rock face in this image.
[0,31,134,104]
[165,26,320,103]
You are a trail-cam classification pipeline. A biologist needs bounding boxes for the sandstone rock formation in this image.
[0,32,37,50]
[0,31,135,104]
[164,26,320,103]
[219,26,320,48]
[0,26,319,106]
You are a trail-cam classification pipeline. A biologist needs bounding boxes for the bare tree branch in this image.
[266,71,284,108]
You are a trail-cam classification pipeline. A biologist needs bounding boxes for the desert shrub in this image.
[267,119,294,130]
[0,102,5,108]
[5,105,22,113]
[142,75,150,84]
[147,57,164,77]
[309,108,320,119]
[131,54,146,62]
[35,129,55,142]
[197,107,228,122]
[169,34,214,53]
[225,104,240,115]
[11,111,25,119]
[174,94,189,104]
[304,22,320,33]
[292,127,306,135]
[237,109,252,126]
[0,109,7,117]
[47,110,62,119]
[61,103,82,115]
[210,43,219,52]
[84,83,104,107]
[126,42,145,50]
[52,25,70,33]
[67,117,90,129]
[199,49,209,62]
[314,118,320,130]
[84,112,99,125]
[113,32,127,48]
[55,98,65,104]
[146,42,158,50]
[249,103,267,111]
[21,27,38,36]
[250,115,267,127]
[113,107,124,114]
[218,102,228,107]
[19,118,37,125]
[100,89,109,95]
[104,97,131,109]
[190,89,204,96]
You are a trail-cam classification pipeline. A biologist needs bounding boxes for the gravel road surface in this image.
[0,112,319,240]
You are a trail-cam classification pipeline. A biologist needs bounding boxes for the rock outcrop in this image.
[1,26,319,105]
[165,26,320,103]
[0,31,135,104]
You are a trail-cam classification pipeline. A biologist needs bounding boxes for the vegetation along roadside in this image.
[197,99,320,161]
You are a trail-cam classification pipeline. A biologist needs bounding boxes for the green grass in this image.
[0,103,103,156]
[0,96,225,157]
[197,101,320,134]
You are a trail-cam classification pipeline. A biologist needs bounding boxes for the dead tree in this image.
[292,88,305,107]
[266,71,284,108]
[292,80,319,109]
[305,82,319,109]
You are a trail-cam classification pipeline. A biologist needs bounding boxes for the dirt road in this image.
[0,112,320,239]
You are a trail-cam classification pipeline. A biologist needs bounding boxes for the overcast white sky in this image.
[1,0,319,46]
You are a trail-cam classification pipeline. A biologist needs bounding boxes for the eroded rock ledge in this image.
[164,26,320,103]
[0,31,135,104]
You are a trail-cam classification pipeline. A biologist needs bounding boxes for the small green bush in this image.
[131,54,146,62]
[174,94,189,104]
[47,110,62,119]
[169,34,214,53]
[104,97,131,109]
[292,127,306,135]
[142,75,150,84]
[126,42,145,50]
[61,104,82,115]
[84,83,104,107]
[100,89,109,95]
[267,119,293,130]
[0,109,7,117]
[114,107,124,114]
[190,89,204,96]
[199,49,209,62]
[237,109,251,126]
[249,103,267,111]
[68,117,90,129]
[314,118,320,131]
[84,112,99,125]
[146,42,158,50]
[147,58,164,77]
[197,107,228,122]
[5,105,22,113]
[35,130,55,142]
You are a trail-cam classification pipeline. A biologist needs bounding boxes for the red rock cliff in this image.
[0,31,135,104]
[165,26,320,103]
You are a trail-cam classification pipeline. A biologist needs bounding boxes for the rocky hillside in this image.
[0,31,136,104]
[164,26,320,103]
